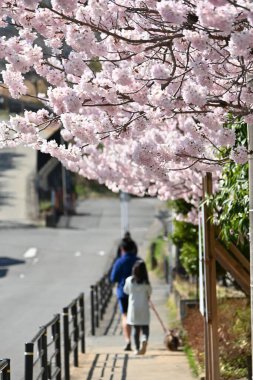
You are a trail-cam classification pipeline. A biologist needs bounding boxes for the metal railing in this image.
[90,271,113,335]
[24,314,61,380]
[24,292,85,380]
[0,359,10,380]
[63,293,85,380]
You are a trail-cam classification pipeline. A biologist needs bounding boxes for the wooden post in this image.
[203,173,220,380]
[247,124,253,377]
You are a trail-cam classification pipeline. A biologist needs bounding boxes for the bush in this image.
[170,220,198,276]
[147,235,167,278]
[182,298,251,380]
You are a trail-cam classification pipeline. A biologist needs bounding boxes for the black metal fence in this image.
[2,266,114,380]
[24,293,85,380]
[90,271,114,335]
[24,314,61,380]
[0,359,10,380]
[63,293,85,380]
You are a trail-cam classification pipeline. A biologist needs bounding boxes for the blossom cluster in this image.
[0,0,251,207]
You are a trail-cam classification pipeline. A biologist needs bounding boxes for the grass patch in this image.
[167,294,181,329]
[173,277,197,300]
[183,343,200,378]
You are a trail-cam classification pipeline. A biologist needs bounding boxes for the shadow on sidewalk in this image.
[87,354,129,380]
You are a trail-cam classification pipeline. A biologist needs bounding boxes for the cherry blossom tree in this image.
[0,0,251,202]
[0,1,253,378]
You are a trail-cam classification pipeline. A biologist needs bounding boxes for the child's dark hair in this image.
[132,260,150,284]
[120,238,136,254]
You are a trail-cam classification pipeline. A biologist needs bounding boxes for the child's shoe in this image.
[123,342,132,351]
[137,340,147,355]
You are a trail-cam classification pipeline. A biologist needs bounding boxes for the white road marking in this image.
[98,251,105,256]
[74,251,81,257]
[19,274,25,279]
[24,247,37,259]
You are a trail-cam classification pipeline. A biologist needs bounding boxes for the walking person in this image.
[123,260,151,355]
[110,238,140,351]
[116,231,138,258]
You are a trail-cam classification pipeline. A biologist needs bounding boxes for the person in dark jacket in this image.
[110,238,140,351]
[116,231,138,258]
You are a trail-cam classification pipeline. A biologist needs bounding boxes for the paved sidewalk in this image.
[71,274,195,380]
[69,218,195,380]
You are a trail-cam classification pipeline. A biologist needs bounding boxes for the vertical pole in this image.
[24,343,34,380]
[167,211,173,294]
[54,316,62,380]
[120,192,129,237]
[1,359,11,380]
[199,205,204,316]
[41,329,48,380]
[60,137,68,216]
[63,307,70,380]
[72,303,79,367]
[61,164,67,215]
[124,193,129,232]
[100,280,104,320]
[248,124,253,380]
[95,284,99,328]
[6,359,10,380]
[203,173,220,380]
[90,286,95,336]
[79,293,86,354]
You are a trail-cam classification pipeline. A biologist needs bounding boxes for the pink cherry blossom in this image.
[0,0,251,205]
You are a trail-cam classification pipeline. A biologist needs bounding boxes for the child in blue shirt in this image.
[110,238,139,351]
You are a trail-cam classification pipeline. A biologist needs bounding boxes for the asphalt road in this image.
[0,197,161,380]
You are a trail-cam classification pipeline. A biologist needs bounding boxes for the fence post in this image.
[1,359,11,380]
[41,329,48,380]
[100,279,104,320]
[105,277,112,311]
[72,303,79,367]
[63,307,70,380]
[79,293,86,353]
[95,284,99,328]
[90,286,95,336]
[24,342,34,380]
[6,359,10,380]
[54,315,61,380]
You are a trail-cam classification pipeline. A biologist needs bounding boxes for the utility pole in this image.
[120,191,129,237]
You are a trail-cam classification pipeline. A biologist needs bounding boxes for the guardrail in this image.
[90,271,113,335]
[0,359,10,380]
[24,314,61,380]
[63,293,85,380]
[3,266,115,380]
[24,293,85,380]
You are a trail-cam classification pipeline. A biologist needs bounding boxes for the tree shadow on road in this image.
[0,256,25,279]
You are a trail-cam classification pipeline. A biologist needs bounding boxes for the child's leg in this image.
[138,325,149,355]
[141,325,150,342]
[133,325,141,350]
